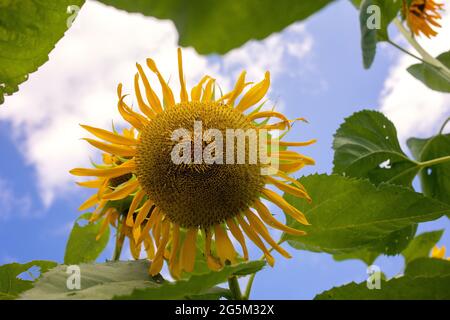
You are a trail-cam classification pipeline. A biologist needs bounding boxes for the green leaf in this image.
[0,260,57,300]
[316,258,450,299]
[333,110,419,187]
[407,133,450,206]
[333,225,417,265]
[0,0,85,105]
[20,260,263,300]
[401,230,444,265]
[187,287,232,300]
[64,213,111,265]
[407,51,450,93]
[20,260,159,300]
[333,248,380,266]
[96,0,334,54]
[359,0,401,68]
[282,174,449,254]
[115,260,265,300]
[405,257,450,277]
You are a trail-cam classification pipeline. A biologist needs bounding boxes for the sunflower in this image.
[431,245,450,260]
[71,49,315,278]
[403,0,444,38]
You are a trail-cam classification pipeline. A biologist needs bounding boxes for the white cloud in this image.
[0,1,314,208]
[379,12,450,145]
[0,178,33,220]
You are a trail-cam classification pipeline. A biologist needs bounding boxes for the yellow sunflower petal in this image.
[136,63,163,113]
[266,176,311,202]
[431,245,446,259]
[70,160,135,178]
[214,224,237,264]
[139,207,161,241]
[247,111,289,124]
[134,73,156,119]
[201,79,216,102]
[236,215,275,267]
[180,228,197,273]
[96,212,111,241]
[262,188,310,226]
[205,229,222,270]
[278,139,317,147]
[76,179,104,188]
[226,218,249,260]
[144,235,155,260]
[178,48,189,102]
[191,76,211,101]
[245,209,291,258]
[146,58,175,108]
[83,138,136,157]
[80,124,138,146]
[224,71,247,106]
[253,199,306,236]
[149,220,170,276]
[125,189,146,227]
[78,193,99,211]
[235,71,270,112]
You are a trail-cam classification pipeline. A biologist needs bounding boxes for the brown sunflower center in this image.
[135,101,266,228]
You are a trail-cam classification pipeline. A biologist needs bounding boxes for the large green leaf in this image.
[315,258,450,300]
[0,260,57,300]
[407,51,450,92]
[96,0,334,54]
[282,174,449,254]
[64,213,110,265]
[0,0,85,105]
[407,133,450,206]
[20,260,157,300]
[401,230,444,265]
[359,0,401,68]
[332,110,420,263]
[20,260,263,300]
[116,261,265,300]
[333,110,419,187]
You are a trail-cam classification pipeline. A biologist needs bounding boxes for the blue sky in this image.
[0,0,449,299]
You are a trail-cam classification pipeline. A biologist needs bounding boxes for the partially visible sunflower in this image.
[71,49,315,278]
[431,245,450,260]
[75,127,154,260]
[403,0,444,38]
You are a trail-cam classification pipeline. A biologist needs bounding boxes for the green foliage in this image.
[116,261,265,300]
[283,174,449,255]
[0,260,57,300]
[19,259,263,300]
[96,0,334,54]
[315,258,450,299]
[401,230,444,265]
[407,51,450,93]
[408,132,450,206]
[64,213,110,265]
[333,110,418,187]
[0,0,85,105]
[359,0,401,68]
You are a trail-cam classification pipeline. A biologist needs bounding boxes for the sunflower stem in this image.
[243,239,284,300]
[394,18,450,82]
[112,220,125,261]
[228,276,243,300]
